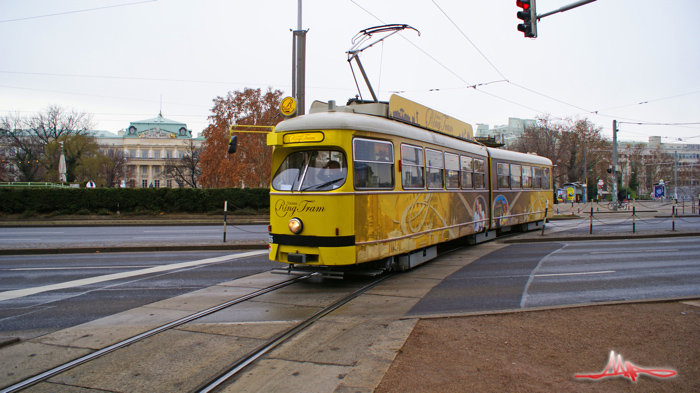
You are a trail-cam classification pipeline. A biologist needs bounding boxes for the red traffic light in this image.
[516,0,530,10]
[516,0,537,38]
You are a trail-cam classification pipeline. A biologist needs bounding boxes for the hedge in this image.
[0,188,270,215]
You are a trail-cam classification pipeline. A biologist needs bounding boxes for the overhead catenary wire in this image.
[0,0,158,23]
[3,1,698,141]
[596,90,700,112]
[351,0,700,139]
[349,0,548,114]
[431,0,508,82]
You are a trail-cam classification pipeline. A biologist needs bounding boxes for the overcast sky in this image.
[1,0,699,143]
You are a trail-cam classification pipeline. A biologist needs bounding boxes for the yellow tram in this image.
[259,95,552,276]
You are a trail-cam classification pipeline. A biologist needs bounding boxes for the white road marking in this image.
[140,230,221,233]
[135,236,219,239]
[535,270,615,277]
[591,249,676,254]
[0,231,65,235]
[9,266,153,271]
[0,250,268,302]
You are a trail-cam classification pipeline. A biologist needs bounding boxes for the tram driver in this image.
[317,159,344,189]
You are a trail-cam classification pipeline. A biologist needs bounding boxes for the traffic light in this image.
[517,0,537,38]
[228,135,238,154]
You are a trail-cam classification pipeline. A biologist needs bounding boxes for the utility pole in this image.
[292,0,307,115]
[612,120,619,210]
[582,147,587,203]
[674,151,678,200]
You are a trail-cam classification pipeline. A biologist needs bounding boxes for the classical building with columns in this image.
[96,113,204,188]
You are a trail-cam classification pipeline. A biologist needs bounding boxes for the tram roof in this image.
[487,147,552,166]
[275,111,488,156]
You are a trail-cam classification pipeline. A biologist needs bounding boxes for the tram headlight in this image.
[288,218,303,234]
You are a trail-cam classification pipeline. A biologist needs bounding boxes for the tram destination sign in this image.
[388,94,473,141]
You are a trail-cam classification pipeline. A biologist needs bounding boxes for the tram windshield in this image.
[271,150,348,191]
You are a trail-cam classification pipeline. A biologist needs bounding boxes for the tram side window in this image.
[460,156,473,189]
[353,138,394,189]
[473,159,485,189]
[542,167,551,189]
[533,166,542,189]
[426,149,444,189]
[445,153,460,189]
[497,162,510,189]
[522,165,532,188]
[510,164,522,189]
[401,144,425,189]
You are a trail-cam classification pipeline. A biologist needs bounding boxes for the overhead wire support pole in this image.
[537,0,597,20]
[292,0,307,115]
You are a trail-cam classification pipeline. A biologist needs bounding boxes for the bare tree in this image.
[43,134,100,182]
[1,106,95,181]
[163,139,203,188]
[100,147,127,187]
[512,115,608,190]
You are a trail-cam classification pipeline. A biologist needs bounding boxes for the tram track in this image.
[2,271,395,393]
[1,274,315,393]
[196,272,395,393]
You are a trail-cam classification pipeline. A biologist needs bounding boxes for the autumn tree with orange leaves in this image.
[199,87,283,188]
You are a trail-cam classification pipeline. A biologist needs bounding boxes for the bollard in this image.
[541,201,549,236]
[633,206,636,233]
[590,206,593,234]
[223,201,228,242]
[672,206,676,231]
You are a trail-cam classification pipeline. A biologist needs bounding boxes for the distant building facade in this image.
[95,113,204,188]
[1,113,203,186]
[618,136,700,199]
[475,117,536,149]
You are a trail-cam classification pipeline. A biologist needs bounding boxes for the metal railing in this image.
[0,182,70,188]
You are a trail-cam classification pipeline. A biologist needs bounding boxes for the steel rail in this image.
[1,274,315,393]
[196,273,396,393]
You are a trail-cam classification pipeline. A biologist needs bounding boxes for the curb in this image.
[401,295,700,321]
[503,231,700,243]
[0,220,269,228]
[0,243,269,256]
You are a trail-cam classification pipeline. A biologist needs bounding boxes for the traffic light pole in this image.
[517,0,597,39]
[612,120,619,211]
[537,0,598,20]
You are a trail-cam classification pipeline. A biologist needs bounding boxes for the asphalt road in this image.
[545,215,700,234]
[0,224,270,248]
[0,250,275,341]
[408,236,700,316]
